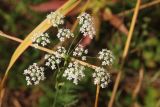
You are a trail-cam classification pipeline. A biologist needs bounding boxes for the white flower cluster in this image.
[32,33,50,47]
[45,46,66,70]
[23,63,45,85]
[23,12,115,88]
[98,49,114,66]
[77,12,96,39]
[63,61,85,85]
[45,54,59,70]
[92,67,111,88]
[57,28,74,41]
[56,46,67,57]
[47,11,64,27]
[73,45,88,61]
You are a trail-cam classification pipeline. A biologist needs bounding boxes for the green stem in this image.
[52,88,59,107]
[52,64,61,107]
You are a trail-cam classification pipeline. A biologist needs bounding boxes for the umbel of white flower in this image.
[63,61,85,85]
[32,32,50,47]
[44,46,66,70]
[45,54,59,70]
[77,12,96,39]
[23,63,45,85]
[57,28,74,41]
[92,67,111,88]
[73,44,88,61]
[23,12,115,88]
[56,46,67,56]
[47,11,64,27]
[98,49,115,66]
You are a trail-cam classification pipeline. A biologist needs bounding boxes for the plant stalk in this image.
[94,85,100,107]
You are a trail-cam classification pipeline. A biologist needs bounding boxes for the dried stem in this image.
[118,0,160,16]
[0,31,98,70]
[94,85,100,107]
[108,0,141,107]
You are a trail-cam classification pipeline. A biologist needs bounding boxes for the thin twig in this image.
[118,0,160,16]
[0,31,98,70]
[94,85,100,107]
[108,0,141,107]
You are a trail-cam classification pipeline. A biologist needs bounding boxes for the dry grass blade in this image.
[0,0,81,103]
[108,0,141,107]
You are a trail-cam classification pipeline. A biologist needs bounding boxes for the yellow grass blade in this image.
[0,0,81,90]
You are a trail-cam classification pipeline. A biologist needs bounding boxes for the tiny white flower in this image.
[23,63,45,85]
[47,11,64,27]
[84,49,88,54]
[82,56,86,61]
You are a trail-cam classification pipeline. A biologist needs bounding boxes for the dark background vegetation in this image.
[0,0,160,107]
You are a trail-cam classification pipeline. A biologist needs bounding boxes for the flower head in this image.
[77,12,96,39]
[63,61,85,85]
[57,28,74,41]
[98,49,115,66]
[32,32,50,48]
[47,11,64,27]
[72,44,88,61]
[45,54,59,70]
[92,67,111,88]
[44,46,66,70]
[23,63,45,85]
